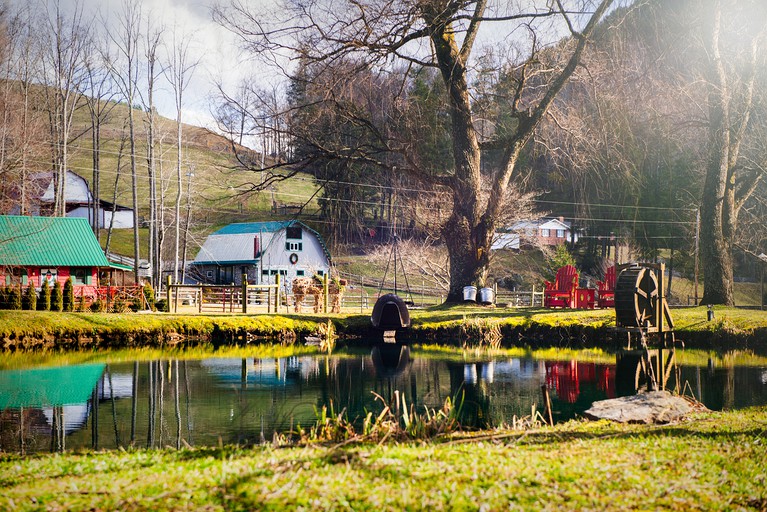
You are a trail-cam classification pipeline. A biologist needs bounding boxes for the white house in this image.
[26,170,134,229]
[192,220,331,286]
[492,217,578,251]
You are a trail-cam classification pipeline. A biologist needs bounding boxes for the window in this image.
[5,268,28,286]
[286,225,302,239]
[296,270,305,277]
[285,241,303,251]
[316,270,325,277]
[557,229,565,238]
[72,267,92,285]
[540,229,550,237]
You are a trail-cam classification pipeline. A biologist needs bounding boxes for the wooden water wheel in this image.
[614,264,674,335]
[615,266,659,328]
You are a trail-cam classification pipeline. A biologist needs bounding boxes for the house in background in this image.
[492,217,578,251]
[14,170,135,229]
[0,215,132,293]
[192,221,331,286]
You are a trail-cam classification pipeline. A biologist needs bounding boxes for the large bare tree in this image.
[698,0,766,305]
[216,0,616,301]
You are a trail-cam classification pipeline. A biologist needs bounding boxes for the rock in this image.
[583,391,693,424]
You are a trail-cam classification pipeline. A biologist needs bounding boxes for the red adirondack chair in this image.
[544,265,579,308]
[597,265,616,308]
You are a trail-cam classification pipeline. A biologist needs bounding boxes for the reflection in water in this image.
[1,350,766,453]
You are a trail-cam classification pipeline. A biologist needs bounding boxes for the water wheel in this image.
[614,266,659,328]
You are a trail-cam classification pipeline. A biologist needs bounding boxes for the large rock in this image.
[584,391,693,424]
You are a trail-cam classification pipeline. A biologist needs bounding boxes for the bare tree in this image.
[39,0,90,217]
[0,5,44,216]
[142,15,163,288]
[164,28,199,284]
[698,0,766,305]
[104,0,142,281]
[81,30,117,238]
[215,0,617,301]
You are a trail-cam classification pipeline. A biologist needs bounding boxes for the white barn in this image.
[27,170,134,229]
[192,221,331,286]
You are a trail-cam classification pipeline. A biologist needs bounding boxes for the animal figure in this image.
[292,277,345,313]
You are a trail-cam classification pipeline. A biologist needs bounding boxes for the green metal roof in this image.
[0,215,110,267]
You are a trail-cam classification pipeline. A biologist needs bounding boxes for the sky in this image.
[9,0,610,137]
[13,0,257,132]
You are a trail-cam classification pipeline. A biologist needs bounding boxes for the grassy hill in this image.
[56,99,322,259]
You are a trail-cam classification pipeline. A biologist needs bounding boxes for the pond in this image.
[1,345,766,453]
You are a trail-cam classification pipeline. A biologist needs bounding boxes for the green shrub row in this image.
[0,279,68,312]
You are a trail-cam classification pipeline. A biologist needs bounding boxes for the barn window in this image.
[286,225,302,239]
[296,270,305,277]
[285,241,303,251]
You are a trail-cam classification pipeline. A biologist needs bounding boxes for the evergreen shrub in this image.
[38,280,51,311]
[52,281,63,312]
[63,278,74,312]
[23,285,37,310]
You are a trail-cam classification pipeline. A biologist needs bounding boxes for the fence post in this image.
[323,274,329,313]
[167,275,173,313]
[275,273,281,313]
[242,274,248,314]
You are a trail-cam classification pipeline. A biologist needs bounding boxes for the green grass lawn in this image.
[1,408,765,511]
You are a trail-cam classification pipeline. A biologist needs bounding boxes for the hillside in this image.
[54,99,322,259]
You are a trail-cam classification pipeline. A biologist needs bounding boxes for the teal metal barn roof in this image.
[0,215,110,267]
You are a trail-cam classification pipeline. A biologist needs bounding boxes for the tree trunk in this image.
[700,3,734,306]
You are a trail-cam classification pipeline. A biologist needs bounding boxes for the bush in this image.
[8,286,22,310]
[52,281,63,312]
[90,299,106,312]
[23,285,37,311]
[143,282,156,311]
[38,280,51,311]
[63,278,74,312]
[77,294,87,312]
[0,286,7,309]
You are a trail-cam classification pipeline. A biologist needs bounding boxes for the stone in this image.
[583,391,693,424]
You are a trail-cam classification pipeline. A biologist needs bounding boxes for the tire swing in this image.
[289,253,298,265]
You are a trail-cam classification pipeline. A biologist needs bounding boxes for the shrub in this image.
[0,286,7,309]
[52,281,63,312]
[90,299,106,312]
[77,294,87,312]
[63,278,74,312]
[38,280,51,311]
[143,282,156,311]
[23,285,37,311]
[8,286,22,310]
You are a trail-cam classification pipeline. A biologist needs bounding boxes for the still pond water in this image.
[1,345,766,453]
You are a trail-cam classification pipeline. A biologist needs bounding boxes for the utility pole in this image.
[694,208,700,305]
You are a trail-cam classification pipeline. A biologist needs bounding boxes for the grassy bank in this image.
[1,305,767,352]
[1,407,765,511]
